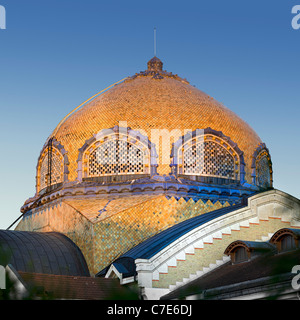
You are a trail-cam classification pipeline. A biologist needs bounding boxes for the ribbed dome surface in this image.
[0,230,90,276]
[50,58,262,183]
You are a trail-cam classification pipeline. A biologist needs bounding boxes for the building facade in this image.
[1,57,298,300]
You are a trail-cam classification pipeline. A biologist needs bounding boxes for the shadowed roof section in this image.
[17,272,138,300]
[160,248,300,300]
[0,230,90,276]
[97,202,247,277]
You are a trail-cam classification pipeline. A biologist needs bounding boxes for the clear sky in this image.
[0,0,299,229]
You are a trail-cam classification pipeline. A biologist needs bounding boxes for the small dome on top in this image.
[147,56,163,72]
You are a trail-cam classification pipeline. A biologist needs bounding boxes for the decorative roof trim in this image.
[125,57,189,84]
[21,180,252,215]
[224,240,251,255]
[269,228,300,244]
[224,240,274,256]
[251,143,272,168]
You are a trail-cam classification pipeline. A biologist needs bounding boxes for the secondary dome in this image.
[34,57,272,195]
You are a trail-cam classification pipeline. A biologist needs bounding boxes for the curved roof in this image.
[97,201,248,277]
[0,230,90,276]
[270,228,300,243]
[224,240,276,255]
[49,57,262,183]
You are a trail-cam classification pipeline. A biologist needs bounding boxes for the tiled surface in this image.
[63,195,230,272]
[18,272,137,300]
[49,61,262,184]
[64,195,159,222]
[91,196,229,272]
[16,195,231,274]
[16,201,95,274]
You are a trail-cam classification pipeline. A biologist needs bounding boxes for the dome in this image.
[0,230,90,276]
[33,57,272,198]
[18,57,274,274]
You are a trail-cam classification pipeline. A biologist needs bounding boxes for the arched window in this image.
[37,139,65,193]
[225,243,250,264]
[78,127,157,183]
[171,128,245,184]
[183,140,235,179]
[269,228,300,254]
[256,153,271,188]
[224,240,274,265]
[234,246,248,263]
[251,144,272,189]
[39,151,63,190]
[280,235,296,252]
[88,138,146,176]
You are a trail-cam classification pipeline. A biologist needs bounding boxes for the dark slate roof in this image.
[97,202,247,277]
[0,230,90,276]
[224,240,276,255]
[160,248,300,300]
[16,271,139,300]
[239,241,275,250]
[281,228,300,238]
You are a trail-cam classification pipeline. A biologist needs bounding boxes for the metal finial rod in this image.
[154,27,156,57]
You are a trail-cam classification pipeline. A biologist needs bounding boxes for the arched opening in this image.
[171,128,245,185]
[78,127,158,183]
[36,138,68,193]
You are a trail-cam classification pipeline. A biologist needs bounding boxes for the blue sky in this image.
[0,0,299,229]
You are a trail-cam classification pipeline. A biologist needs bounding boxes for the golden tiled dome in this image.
[49,57,262,184]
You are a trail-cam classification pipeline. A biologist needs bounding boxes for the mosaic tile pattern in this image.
[184,141,235,179]
[39,151,63,190]
[88,139,144,176]
[17,201,95,273]
[257,155,271,188]
[16,195,231,274]
[92,196,230,272]
[49,62,262,184]
[63,195,159,222]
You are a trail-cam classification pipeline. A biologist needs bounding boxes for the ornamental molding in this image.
[224,240,251,255]
[269,228,300,244]
[20,178,255,215]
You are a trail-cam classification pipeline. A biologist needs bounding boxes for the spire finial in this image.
[154,27,157,57]
[147,56,163,72]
